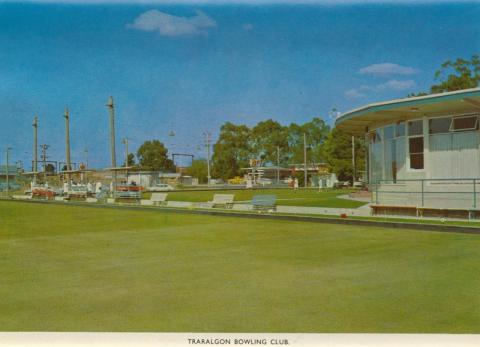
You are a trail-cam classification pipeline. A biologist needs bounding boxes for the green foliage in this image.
[136,140,174,172]
[250,119,289,164]
[187,159,208,183]
[288,118,330,164]
[211,118,330,180]
[322,128,365,182]
[124,153,136,167]
[212,122,251,180]
[431,54,480,93]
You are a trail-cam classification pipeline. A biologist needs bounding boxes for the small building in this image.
[335,87,480,217]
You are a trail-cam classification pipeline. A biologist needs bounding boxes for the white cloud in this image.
[345,89,366,99]
[126,9,216,37]
[359,63,419,76]
[242,23,254,31]
[360,79,416,92]
[346,79,416,99]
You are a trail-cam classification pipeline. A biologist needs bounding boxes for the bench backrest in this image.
[151,192,168,202]
[212,194,234,204]
[251,194,276,206]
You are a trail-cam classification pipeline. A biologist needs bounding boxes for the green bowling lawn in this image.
[1,201,479,332]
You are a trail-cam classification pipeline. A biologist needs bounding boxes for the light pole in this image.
[84,148,89,169]
[303,133,308,188]
[204,131,212,186]
[5,147,12,196]
[277,146,280,183]
[106,96,117,197]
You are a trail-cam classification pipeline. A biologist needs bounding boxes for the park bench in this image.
[115,190,141,199]
[151,192,168,206]
[140,192,168,206]
[251,194,277,212]
[208,194,235,209]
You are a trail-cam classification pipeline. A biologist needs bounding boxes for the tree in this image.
[212,122,251,180]
[136,140,174,172]
[250,119,289,164]
[322,128,365,182]
[288,118,330,164]
[124,153,136,167]
[430,55,480,93]
[187,159,208,183]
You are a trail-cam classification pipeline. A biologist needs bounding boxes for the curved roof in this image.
[335,87,480,135]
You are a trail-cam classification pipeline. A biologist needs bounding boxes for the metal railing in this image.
[372,178,480,209]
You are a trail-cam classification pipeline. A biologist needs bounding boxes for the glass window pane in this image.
[408,120,423,136]
[452,116,478,131]
[409,137,424,154]
[384,126,394,140]
[410,153,424,169]
[395,122,405,137]
[375,129,382,142]
[429,117,451,134]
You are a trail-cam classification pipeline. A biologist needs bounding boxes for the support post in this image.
[64,107,72,189]
[33,116,38,185]
[106,96,117,197]
[303,133,307,188]
[421,179,424,207]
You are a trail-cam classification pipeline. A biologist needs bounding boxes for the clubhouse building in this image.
[335,87,480,218]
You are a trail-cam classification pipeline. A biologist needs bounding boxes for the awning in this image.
[335,87,480,135]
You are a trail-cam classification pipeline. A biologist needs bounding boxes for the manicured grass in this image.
[1,201,479,332]
[145,188,367,208]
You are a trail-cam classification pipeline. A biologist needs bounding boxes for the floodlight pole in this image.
[106,96,117,196]
[64,107,72,189]
[33,116,38,185]
[122,137,129,183]
[352,135,356,183]
[204,131,211,186]
[5,147,11,196]
[277,146,280,183]
[84,148,89,169]
[303,133,307,188]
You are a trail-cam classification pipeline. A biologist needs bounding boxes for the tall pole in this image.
[122,137,129,184]
[33,116,38,185]
[204,131,211,186]
[277,146,280,183]
[84,148,89,169]
[40,144,49,182]
[5,147,11,196]
[106,96,117,196]
[64,107,72,189]
[303,133,307,188]
[352,135,356,183]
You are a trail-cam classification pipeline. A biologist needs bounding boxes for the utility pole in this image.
[352,135,356,183]
[122,137,129,184]
[106,96,117,196]
[303,133,308,188]
[122,137,129,167]
[5,147,11,196]
[204,131,211,186]
[33,116,38,185]
[40,144,49,182]
[84,148,89,169]
[64,107,72,189]
[277,146,280,183]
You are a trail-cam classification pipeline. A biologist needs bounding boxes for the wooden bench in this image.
[417,206,475,219]
[208,194,234,209]
[251,194,277,212]
[115,191,141,199]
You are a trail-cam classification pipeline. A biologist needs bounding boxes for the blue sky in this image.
[0,1,479,168]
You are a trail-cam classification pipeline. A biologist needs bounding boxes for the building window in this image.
[395,122,405,137]
[408,120,424,170]
[429,117,452,134]
[450,115,478,132]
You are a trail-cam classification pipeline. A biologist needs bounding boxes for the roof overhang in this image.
[335,88,480,135]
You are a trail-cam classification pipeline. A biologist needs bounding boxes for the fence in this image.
[372,178,480,209]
